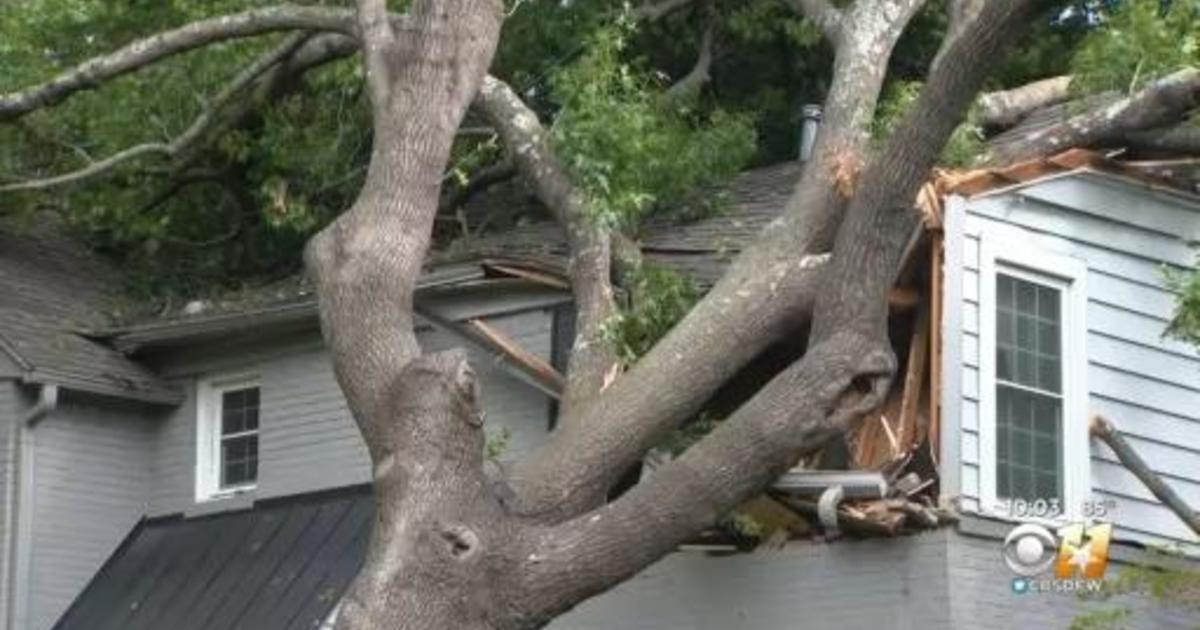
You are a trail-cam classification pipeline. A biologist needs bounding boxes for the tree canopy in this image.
[7,0,1179,299]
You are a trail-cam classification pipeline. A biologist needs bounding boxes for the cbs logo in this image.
[1003,523,1058,577]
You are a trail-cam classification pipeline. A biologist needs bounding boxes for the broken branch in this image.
[984,68,1200,164]
[0,6,358,121]
[977,75,1073,128]
[1,32,312,192]
[1091,415,1200,537]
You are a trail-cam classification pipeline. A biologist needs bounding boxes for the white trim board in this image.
[976,231,1091,522]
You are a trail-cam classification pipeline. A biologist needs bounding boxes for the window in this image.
[995,274,1063,503]
[197,375,260,500]
[978,237,1089,521]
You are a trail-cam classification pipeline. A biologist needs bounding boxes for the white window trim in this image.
[978,234,1090,522]
[196,372,260,502]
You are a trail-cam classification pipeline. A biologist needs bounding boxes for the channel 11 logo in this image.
[1003,522,1112,594]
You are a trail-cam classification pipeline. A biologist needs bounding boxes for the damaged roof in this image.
[0,218,179,403]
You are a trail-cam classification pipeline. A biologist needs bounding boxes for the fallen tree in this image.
[2,1,1059,628]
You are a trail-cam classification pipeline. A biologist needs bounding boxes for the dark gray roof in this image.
[53,486,372,630]
[451,161,804,287]
[99,161,804,346]
[0,219,180,403]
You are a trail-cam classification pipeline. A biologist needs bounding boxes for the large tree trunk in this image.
[303,1,510,628]
[0,1,1051,628]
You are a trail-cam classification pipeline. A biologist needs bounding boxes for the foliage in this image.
[485,427,512,462]
[871,80,986,167]
[549,18,755,228]
[1164,252,1200,347]
[1068,607,1131,630]
[0,0,1138,299]
[657,412,721,456]
[1070,0,1200,95]
[601,262,701,364]
[0,0,370,297]
[1071,549,1200,629]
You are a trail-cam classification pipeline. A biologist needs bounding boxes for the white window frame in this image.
[196,373,261,502]
[978,234,1090,522]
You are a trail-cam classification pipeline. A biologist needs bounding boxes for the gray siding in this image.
[149,307,556,517]
[25,393,155,630]
[944,173,1200,551]
[553,529,1199,630]
[0,381,18,627]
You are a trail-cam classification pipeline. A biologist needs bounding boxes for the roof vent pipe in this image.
[799,104,823,162]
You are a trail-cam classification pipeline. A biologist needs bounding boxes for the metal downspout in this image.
[5,384,58,630]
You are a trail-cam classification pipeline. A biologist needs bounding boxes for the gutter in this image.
[4,384,58,630]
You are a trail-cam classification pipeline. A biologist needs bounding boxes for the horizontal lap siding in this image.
[950,186,1200,551]
[0,381,17,626]
[149,309,555,517]
[28,395,154,630]
[554,532,954,630]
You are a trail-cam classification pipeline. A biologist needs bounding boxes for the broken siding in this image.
[148,308,555,517]
[26,393,155,630]
[945,175,1200,550]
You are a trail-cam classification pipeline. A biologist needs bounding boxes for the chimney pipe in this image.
[799,104,822,162]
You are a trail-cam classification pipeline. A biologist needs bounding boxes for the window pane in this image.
[997,385,1062,503]
[221,386,260,435]
[220,435,258,488]
[995,274,1062,393]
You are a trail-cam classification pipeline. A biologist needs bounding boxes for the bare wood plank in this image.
[467,318,566,394]
[898,300,931,451]
[888,287,921,311]
[929,233,944,465]
[1091,415,1200,537]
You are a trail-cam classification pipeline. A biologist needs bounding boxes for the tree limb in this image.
[0,6,359,122]
[515,1,1046,617]
[664,18,716,99]
[977,75,1072,128]
[1091,415,1200,537]
[984,68,1200,164]
[505,0,928,523]
[1124,121,1200,154]
[1,32,312,192]
[475,76,621,425]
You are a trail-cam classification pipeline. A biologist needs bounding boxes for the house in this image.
[1,147,1199,630]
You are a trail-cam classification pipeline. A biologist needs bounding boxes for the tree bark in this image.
[474,76,621,426]
[503,0,929,523]
[1091,415,1200,537]
[0,6,364,121]
[302,1,507,628]
[984,68,1200,164]
[977,75,1072,128]
[0,2,1056,628]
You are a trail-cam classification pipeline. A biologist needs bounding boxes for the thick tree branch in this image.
[664,19,715,99]
[1091,415,1200,537]
[977,75,1073,128]
[0,6,358,122]
[1,33,312,192]
[304,5,505,627]
[505,0,928,523]
[475,76,621,423]
[516,1,1046,616]
[357,0,396,104]
[1125,122,1200,154]
[984,68,1200,164]
[308,0,501,444]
